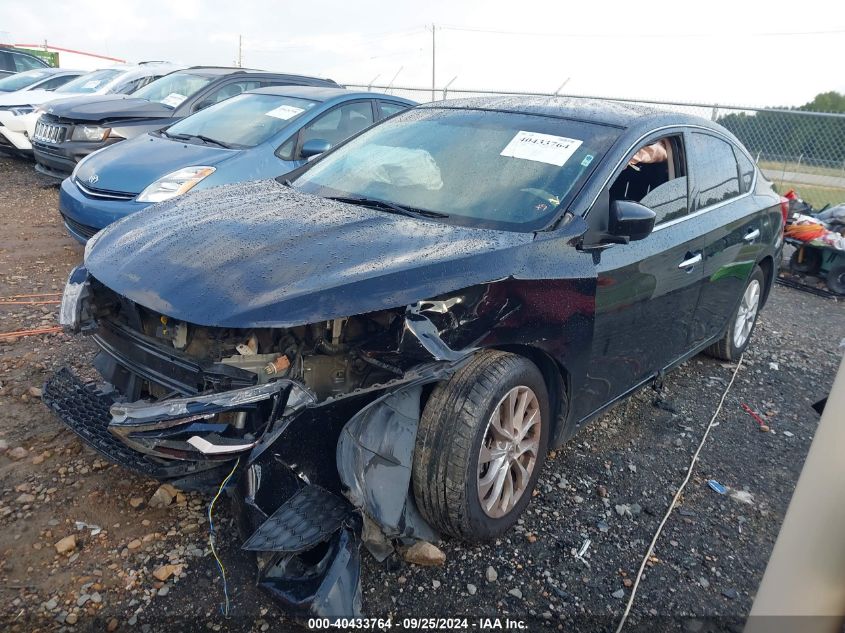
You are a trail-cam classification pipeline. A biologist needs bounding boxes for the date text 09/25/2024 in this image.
[307,618,529,630]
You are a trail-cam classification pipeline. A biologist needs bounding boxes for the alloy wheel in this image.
[733,279,761,349]
[476,385,541,518]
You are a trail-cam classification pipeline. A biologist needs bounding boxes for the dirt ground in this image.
[0,154,842,632]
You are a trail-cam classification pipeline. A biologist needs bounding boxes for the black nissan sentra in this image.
[47,97,784,617]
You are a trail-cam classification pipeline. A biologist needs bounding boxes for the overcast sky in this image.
[3,0,844,107]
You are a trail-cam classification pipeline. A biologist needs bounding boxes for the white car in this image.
[0,68,85,94]
[0,62,180,153]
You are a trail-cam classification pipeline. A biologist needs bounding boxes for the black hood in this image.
[83,180,552,328]
[44,95,174,123]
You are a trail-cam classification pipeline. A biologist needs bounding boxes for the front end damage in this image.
[45,265,473,618]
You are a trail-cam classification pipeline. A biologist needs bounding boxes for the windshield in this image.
[0,69,53,91]
[133,72,214,108]
[165,93,318,148]
[293,107,619,231]
[56,69,122,94]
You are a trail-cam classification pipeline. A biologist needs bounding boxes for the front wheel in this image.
[705,266,765,361]
[412,351,550,542]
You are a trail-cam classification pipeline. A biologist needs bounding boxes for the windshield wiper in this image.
[326,196,448,219]
[164,132,231,149]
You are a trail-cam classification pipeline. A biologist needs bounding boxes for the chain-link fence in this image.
[348,83,845,210]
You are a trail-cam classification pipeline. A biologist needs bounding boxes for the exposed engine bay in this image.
[45,265,471,618]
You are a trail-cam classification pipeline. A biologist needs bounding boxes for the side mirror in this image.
[193,99,214,112]
[301,138,331,159]
[609,199,656,242]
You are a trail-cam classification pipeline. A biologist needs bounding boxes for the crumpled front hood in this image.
[84,180,537,327]
[44,95,173,122]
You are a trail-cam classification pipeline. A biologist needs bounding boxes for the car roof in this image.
[419,95,712,130]
[178,67,337,84]
[246,85,412,102]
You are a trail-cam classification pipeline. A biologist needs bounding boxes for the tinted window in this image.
[610,135,688,225]
[200,80,263,108]
[294,108,619,231]
[641,177,689,225]
[300,101,374,148]
[39,75,77,91]
[734,147,756,194]
[0,68,53,91]
[378,101,408,118]
[132,72,214,108]
[0,52,14,72]
[14,53,45,72]
[690,132,741,209]
[166,93,318,148]
[56,69,122,94]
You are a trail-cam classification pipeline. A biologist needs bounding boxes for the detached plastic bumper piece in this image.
[43,367,222,481]
[244,485,363,618]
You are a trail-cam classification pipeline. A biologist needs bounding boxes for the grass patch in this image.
[759,160,845,178]
[774,181,845,209]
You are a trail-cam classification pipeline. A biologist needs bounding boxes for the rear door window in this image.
[689,132,741,209]
[0,52,13,72]
[378,101,409,119]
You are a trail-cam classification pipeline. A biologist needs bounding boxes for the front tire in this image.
[706,266,765,361]
[412,351,550,542]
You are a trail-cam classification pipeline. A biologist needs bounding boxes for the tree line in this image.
[717,91,845,167]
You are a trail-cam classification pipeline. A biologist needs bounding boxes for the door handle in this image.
[744,228,761,242]
[678,253,702,269]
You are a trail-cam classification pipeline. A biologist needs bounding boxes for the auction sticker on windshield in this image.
[500,131,583,166]
[161,93,187,108]
[265,104,306,120]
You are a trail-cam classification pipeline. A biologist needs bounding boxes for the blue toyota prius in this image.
[58,86,415,242]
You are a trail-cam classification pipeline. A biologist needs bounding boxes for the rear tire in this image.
[826,264,845,295]
[412,351,549,542]
[705,266,765,361]
[789,247,821,274]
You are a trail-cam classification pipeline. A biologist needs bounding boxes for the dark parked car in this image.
[31,66,340,178]
[58,86,414,242]
[46,97,783,617]
[0,46,51,78]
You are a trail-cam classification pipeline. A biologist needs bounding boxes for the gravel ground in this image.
[0,154,842,632]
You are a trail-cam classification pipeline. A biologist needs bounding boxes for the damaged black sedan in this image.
[44,97,783,618]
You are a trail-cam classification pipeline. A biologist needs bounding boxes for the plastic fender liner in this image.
[336,384,438,558]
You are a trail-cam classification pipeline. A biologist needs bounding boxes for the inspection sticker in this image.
[265,104,305,120]
[500,131,583,166]
[160,93,187,108]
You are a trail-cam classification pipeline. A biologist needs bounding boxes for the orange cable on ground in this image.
[0,293,63,299]
[0,326,62,339]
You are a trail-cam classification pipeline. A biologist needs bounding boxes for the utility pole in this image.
[237,35,243,68]
[430,23,436,102]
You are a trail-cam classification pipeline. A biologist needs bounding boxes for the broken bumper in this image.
[42,368,229,485]
[43,364,452,619]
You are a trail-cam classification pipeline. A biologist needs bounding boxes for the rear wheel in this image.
[705,266,765,361]
[789,247,821,274]
[826,264,845,295]
[412,351,550,541]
